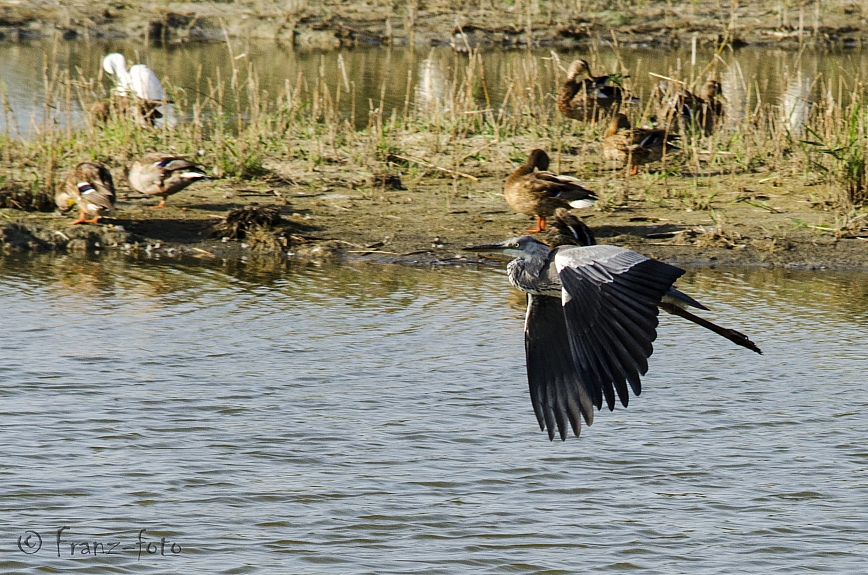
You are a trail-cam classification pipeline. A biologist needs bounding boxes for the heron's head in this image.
[103,53,128,76]
[567,60,590,80]
[464,235,551,260]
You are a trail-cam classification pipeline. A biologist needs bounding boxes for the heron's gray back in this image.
[553,244,650,279]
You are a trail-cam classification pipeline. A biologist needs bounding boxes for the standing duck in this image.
[128,153,208,208]
[57,162,116,224]
[657,80,723,135]
[603,113,680,175]
[558,60,634,121]
[504,149,596,233]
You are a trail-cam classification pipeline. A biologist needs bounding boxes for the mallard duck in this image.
[128,153,208,208]
[57,162,116,224]
[557,60,634,121]
[54,189,74,214]
[603,113,680,176]
[545,208,596,249]
[656,80,723,135]
[505,149,597,233]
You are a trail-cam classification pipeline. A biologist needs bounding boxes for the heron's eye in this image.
[511,243,520,248]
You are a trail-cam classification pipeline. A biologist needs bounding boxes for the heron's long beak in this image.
[463,241,511,254]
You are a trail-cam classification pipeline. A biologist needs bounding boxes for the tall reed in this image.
[1,47,867,218]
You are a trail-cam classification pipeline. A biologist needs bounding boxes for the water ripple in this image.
[0,257,866,573]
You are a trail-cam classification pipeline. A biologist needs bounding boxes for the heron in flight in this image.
[465,211,761,440]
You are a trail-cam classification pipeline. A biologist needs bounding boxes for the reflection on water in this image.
[1,253,867,573]
[720,62,745,124]
[416,54,446,115]
[3,40,868,134]
[781,69,811,133]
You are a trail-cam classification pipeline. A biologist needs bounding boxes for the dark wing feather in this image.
[529,173,596,203]
[161,159,203,173]
[634,128,680,149]
[555,246,685,411]
[524,294,595,440]
[76,163,116,209]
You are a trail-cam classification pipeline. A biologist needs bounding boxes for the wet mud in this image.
[3,0,868,50]
[3,134,867,271]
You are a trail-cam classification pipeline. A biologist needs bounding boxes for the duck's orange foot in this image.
[70,209,100,225]
[149,198,167,209]
[525,216,546,233]
[629,164,639,176]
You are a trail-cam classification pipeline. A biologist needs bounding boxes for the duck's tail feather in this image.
[568,198,596,209]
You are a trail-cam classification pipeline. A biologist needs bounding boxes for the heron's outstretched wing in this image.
[524,294,595,441]
[554,245,685,411]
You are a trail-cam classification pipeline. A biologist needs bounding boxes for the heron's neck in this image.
[507,255,548,294]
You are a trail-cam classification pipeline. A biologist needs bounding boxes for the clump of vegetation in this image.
[802,103,868,209]
[0,176,54,212]
[371,172,405,190]
[212,205,284,239]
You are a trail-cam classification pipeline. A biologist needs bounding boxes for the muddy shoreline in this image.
[4,142,868,271]
[3,0,868,50]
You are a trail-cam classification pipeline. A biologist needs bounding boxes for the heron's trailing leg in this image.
[659,302,762,354]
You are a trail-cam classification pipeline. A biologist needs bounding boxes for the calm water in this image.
[0,253,866,573]
[2,40,868,133]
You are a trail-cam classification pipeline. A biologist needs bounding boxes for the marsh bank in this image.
[1,38,867,269]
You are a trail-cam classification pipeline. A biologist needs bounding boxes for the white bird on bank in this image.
[102,53,177,128]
